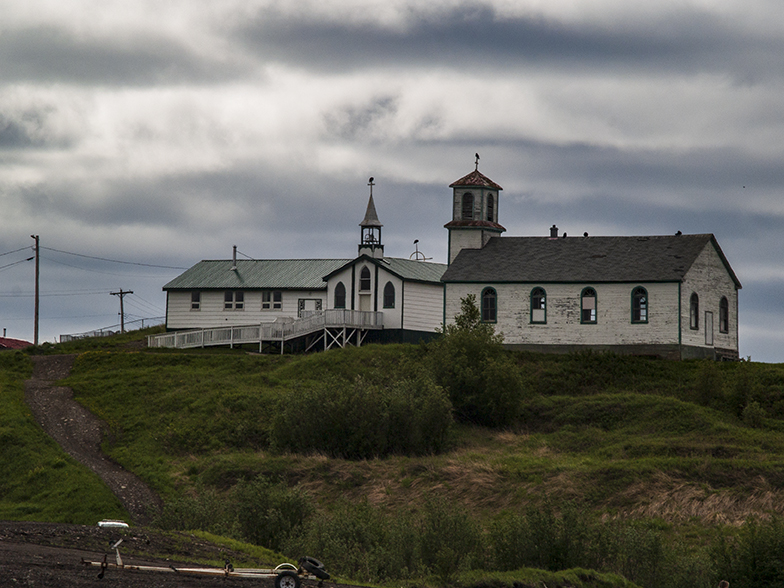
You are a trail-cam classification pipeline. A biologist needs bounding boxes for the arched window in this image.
[530,287,546,323]
[383,281,395,308]
[719,296,729,333]
[461,192,474,220]
[690,293,699,330]
[481,288,497,323]
[632,287,648,323]
[487,193,495,222]
[581,287,597,324]
[334,282,346,309]
[359,266,371,291]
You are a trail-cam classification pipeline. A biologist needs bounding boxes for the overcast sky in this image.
[1,0,782,361]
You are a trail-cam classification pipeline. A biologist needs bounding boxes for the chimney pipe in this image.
[231,245,237,271]
[549,224,559,238]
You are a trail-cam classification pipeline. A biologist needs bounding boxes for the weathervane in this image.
[410,239,432,261]
[368,176,374,196]
[475,152,480,171]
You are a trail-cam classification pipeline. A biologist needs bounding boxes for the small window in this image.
[262,291,282,310]
[191,291,200,311]
[487,193,495,222]
[632,287,648,323]
[461,192,474,220]
[581,287,597,324]
[334,282,346,309]
[359,267,371,291]
[530,287,546,323]
[719,297,729,333]
[481,287,497,323]
[224,291,244,310]
[383,281,395,308]
[690,293,699,330]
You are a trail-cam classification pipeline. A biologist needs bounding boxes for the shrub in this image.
[742,400,766,428]
[232,475,311,550]
[428,295,524,427]
[712,516,784,588]
[270,374,452,459]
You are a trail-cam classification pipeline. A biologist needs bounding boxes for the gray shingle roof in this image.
[164,259,351,290]
[442,234,741,287]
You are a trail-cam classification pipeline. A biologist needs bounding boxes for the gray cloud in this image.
[237,5,784,79]
[0,26,248,85]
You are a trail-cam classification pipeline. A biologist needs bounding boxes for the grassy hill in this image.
[4,327,784,587]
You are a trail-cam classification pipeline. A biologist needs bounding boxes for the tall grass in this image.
[0,352,126,523]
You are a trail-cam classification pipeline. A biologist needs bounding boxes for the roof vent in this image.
[549,224,558,238]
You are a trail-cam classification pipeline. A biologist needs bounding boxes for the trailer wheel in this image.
[300,556,330,579]
[275,570,301,588]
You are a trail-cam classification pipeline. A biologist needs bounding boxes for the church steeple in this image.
[359,177,384,258]
[444,156,505,264]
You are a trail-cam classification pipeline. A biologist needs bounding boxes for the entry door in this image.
[359,294,371,312]
[704,311,714,345]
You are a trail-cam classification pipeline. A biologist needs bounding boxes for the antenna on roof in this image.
[475,153,480,171]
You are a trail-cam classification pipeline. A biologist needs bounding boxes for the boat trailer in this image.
[82,539,330,588]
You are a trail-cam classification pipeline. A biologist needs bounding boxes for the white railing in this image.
[147,310,383,350]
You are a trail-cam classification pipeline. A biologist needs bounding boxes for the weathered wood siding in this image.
[680,242,739,354]
[402,282,444,332]
[166,289,327,330]
[444,282,681,346]
[449,230,484,263]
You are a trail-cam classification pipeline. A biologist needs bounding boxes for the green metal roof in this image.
[164,259,351,291]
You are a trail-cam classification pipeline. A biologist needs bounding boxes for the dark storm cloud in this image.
[0,110,73,149]
[237,5,784,78]
[324,95,399,140]
[0,26,248,85]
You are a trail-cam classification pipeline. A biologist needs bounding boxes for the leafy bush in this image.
[712,516,784,588]
[428,295,524,426]
[270,374,452,459]
[742,400,767,428]
[155,476,310,551]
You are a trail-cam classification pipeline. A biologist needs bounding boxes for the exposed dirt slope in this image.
[23,354,162,525]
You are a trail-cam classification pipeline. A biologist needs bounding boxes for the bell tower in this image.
[444,155,505,264]
[359,177,384,259]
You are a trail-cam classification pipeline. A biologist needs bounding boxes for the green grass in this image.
[0,351,127,523]
[7,327,784,587]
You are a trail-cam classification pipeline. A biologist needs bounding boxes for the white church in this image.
[156,163,740,360]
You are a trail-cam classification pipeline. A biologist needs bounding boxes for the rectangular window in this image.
[191,291,200,310]
[262,291,282,310]
[224,291,244,310]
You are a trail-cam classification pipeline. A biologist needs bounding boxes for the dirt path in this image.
[23,355,162,525]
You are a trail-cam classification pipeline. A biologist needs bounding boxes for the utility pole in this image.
[110,289,133,333]
[31,235,39,345]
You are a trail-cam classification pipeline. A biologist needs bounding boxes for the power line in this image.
[0,246,32,258]
[0,257,34,272]
[41,246,187,270]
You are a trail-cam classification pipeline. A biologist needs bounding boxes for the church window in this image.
[224,290,244,310]
[530,287,546,323]
[719,296,729,333]
[461,192,474,220]
[481,287,497,323]
[383,281,395,308]
[487,193,494,222]
[690,293,699,330]
[359,267,371,291]
[262,291,282,310]
[581,288,597,323]
[191,291,200,311]
[334,282,346,309]
[631,287,648,323]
